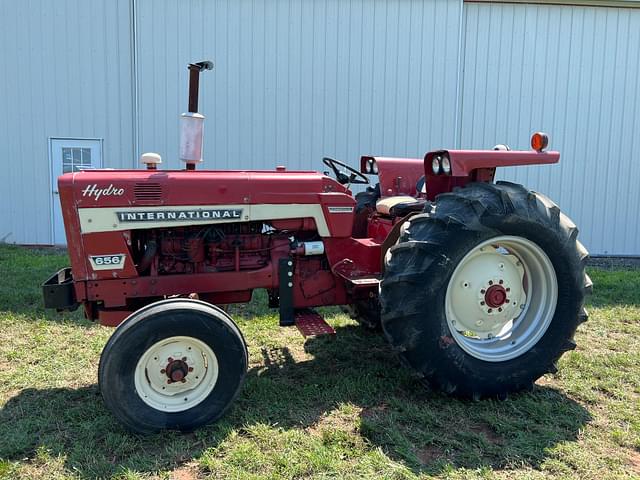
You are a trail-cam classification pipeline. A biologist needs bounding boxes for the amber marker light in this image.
[531,132,549,152]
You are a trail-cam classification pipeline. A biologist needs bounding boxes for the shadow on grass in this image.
[0,324,591,478]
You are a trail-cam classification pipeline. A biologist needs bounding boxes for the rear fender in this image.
[424,149,560,200]
[425,149,559,177]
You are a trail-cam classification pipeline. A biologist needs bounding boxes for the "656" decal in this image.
[89,254,126,271]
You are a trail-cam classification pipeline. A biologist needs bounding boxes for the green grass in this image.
[0,244,639,479]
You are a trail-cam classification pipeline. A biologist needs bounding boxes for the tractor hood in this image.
[59,169,349,208]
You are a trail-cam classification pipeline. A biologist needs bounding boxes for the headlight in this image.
[441,155,451,174]
[432,156,441,175]
[366,158,373,173]
[371,161,378,174]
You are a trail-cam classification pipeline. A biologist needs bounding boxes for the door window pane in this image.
[62,146,94,173]
[81,148,91,164]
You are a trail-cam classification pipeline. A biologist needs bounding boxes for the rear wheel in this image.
[380,182,591,398]
[99,299,247,433]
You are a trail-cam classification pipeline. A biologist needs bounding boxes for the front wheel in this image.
[98,299,248,433]
[380,182,591,398]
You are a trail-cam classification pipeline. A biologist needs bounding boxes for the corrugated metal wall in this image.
[135,0,463,170]
[0,0,134,245]
[460,2,640,255]
[1,0,638,254]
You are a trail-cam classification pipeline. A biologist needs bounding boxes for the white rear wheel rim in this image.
[445,235,558,362]
[134,336,219,412]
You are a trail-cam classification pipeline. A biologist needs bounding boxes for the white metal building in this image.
[1,0,639,255]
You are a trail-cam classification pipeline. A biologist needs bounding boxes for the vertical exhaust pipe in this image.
[180,60,213,170]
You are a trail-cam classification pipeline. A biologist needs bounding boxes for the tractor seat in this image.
[376,196,427,217]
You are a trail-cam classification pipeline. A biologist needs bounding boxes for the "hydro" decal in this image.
[82,184,125,200]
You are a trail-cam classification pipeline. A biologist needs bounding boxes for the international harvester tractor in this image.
[43,62,591,433]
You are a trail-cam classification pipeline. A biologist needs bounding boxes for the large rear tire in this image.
[98,299,248,433]
[380,182,591,398]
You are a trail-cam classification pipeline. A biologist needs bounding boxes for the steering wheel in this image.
[322,157,369,185]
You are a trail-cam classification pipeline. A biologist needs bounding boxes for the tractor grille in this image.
[134,183,163,204]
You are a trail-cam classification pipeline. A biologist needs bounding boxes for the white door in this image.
[50,138,103,245]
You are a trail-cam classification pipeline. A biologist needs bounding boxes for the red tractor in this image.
[43,62,591,433]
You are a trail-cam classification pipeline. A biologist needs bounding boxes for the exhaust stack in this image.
[180,60,213,170]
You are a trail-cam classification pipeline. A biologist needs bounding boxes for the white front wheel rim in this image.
[445,236,558,362]
[134,336,219,412]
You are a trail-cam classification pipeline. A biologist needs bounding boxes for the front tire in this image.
[98,299,248,433]
[380,182,591,398]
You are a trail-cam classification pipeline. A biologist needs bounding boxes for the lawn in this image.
[0,244,638,479]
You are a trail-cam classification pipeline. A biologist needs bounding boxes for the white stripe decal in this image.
[78,204,331,237]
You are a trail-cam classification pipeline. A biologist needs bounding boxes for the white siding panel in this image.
[135,0,463,171]
[461,3,640,255]
[0,0,134,245]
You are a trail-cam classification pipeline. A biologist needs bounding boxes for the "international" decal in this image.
[328,206,354,213]
[116,209,243,222]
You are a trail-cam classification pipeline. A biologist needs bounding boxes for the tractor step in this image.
[294,309,336,337]
[345,275,380,287]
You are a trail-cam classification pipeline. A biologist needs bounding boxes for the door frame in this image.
[48,136,104,245]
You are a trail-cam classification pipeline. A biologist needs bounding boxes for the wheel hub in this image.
[484,284,508,308]
[164,357,192,383]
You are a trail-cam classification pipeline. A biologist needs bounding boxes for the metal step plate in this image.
[347,275,380,286]
[294,309,336,337]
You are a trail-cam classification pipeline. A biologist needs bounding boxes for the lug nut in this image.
[188,367,194,372]
[488,280,493,285]
[499,279,503,284]
[182,357,187,361]
[488,308,493,313]
[160,369,166,374]
[481,289,486,294]
[480,301,485,305]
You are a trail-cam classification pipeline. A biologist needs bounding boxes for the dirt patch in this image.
[628,450,640,475]
[167,465,200,480]
[469,423,504,444]
[416,445,445,465]
[360,403,388,420]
